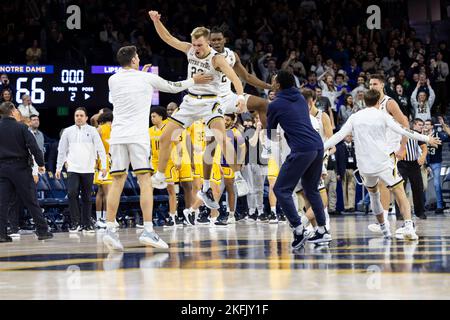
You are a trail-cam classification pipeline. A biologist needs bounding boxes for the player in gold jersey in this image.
[94,111,113,229]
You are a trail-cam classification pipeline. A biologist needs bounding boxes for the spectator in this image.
[28,114,45,156]
[56,108,107,232]
[234,30,254,64]
[430,52,449,115]
[258,55,278,84]
[18,94,39,119]
[0,74,14,95]
[281,50,306,79]
[424,118,450,214]
[350,75,368,100]
[393,84,412,119]
[338,95,354,127]
[353,90,367,112]
[336,135,357,213]
[411,80,435,121]
[304,71,319,91]
[310,54,326,77]
[318,71,346,121]
[100,20,118,44]
[345,58,362,88]
[25,40,42,65]
[362,51,378,73]
[380,47,401,76]
[314,86,335,129]
[396,69,411,92]
[1,89,13,103]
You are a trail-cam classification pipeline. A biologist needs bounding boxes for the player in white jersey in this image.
[297,89,334,234]
[367,74,411,234]
[103,45,210,251]
[148,11,247,211]
[323,90,441,241]
[191,27,273,213]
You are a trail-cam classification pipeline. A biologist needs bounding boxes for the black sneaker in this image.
[197,188,220,209]
[82,225,96,234]
[196,211,211,225]
[416,213,427,219]
[435,208,444,214]
[69,224,82,233]
[183,209,196,226]
[248,213,258,222]
[163,215,175,228]
[307,228,332,245]
[292,228,308,249]
[37,231,53,241]
[268,211,278,224]
[175,215,184,228]
[214,212,229,227]
[257,213,269,223]
[235,212,247,222]
[0,235,13,242]
[278,213,287,223]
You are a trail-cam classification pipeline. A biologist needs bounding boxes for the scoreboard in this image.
[0,65,160,107]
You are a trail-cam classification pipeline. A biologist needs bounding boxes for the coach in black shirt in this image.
[0,102,52,242]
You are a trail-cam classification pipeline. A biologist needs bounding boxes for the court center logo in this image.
[366,5,381,30]
[66,5,81,30]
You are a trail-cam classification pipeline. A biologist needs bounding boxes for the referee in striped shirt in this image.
[396,118,428,219]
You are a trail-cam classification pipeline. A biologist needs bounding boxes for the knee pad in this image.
[369,191,383,215]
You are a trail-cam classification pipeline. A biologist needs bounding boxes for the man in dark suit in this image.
[0,102,53,242]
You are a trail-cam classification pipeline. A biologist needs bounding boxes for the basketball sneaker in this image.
[82,224,96,234]
[307,228,332,245]
[247,213,258,223]
[163,216,176,229]
[268,211,278,224]
[257,213,269,223]
[292,227,308,249]
[395,221,417,235]
[228,213,236,224]
[103,228,124,251]
[139,229,169,249]
[196,211,211,225]
[95,219,107,229]
[197,188,220,209]
[69,224,82,233]
[402,221,419,240]
[37,231,54,241]
[183,209,196,226]
[379,222,391,239]
[214,212,229,227]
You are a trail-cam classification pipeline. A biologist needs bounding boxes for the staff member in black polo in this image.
[395,118,428,220]
[0,102,53,242]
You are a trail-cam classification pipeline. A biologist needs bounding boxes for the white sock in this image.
[169,212,176,219]
[294,224,304,235]
[270,206,276,213]
[203,180,210,192]
[96,211,102,221]
[249,208,256,215]
[144,222,154,232]
[235,171,243,179]
[317,226,326,234]
[229,211,235,217]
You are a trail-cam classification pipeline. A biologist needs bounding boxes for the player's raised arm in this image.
[213,55,246,112]
[233,53,272,90]
[148,10,191,54]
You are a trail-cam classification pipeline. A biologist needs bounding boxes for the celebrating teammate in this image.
[324,89,441,240]
[148,11,247,212]
[103,45,210,251]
